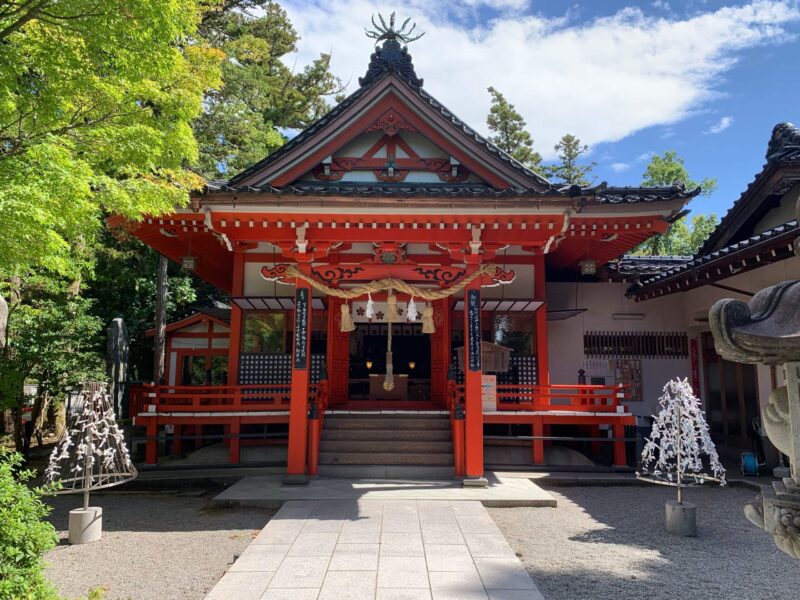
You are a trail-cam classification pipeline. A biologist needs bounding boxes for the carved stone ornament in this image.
[709,197,800,559]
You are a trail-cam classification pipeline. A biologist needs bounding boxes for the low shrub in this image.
[0,449,60,600]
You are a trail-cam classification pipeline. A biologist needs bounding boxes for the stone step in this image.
[317,464,456,479]
[319,451,454,466]
[322,428,452,442]
[319,439,453,453]
[323,417,451,431]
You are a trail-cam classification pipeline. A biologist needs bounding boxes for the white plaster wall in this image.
[547,281,690,417]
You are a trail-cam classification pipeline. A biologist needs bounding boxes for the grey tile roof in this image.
[631,219,799,294]
[202,180,699,204]
[696,122,800,256]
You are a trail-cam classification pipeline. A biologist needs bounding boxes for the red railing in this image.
[495,383,628,412]
[130,383,298,413]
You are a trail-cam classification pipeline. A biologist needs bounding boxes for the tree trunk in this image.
[153,255,168,384]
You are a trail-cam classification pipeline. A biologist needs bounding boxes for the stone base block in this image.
[463,477,489,488]
[281,474,309,486]
[68,507,103,544]
[665,500,696,537]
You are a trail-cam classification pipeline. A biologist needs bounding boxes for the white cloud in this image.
[281,1,799,159]
[706,115,734,133]
[652,0,672,11]
[610,162,631,173]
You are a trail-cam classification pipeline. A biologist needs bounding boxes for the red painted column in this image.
[430,298,452,406]
[613,422,627,467]
[532,417,545,465]
[145,420,158,465]
[533,255,550,387]
[463,265,485,482]
[227,249,246,385]
[286,269,312,479]
[326,296,349,406]
[229,418,241,464]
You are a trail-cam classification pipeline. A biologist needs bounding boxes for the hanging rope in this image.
[268,263,500,301]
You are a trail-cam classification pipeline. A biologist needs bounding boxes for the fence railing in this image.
[129,383,305,413]
[496,383,628,412]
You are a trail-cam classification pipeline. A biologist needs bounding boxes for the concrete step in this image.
[320,440,453,453]
[322,428,452,442]
[317,464,456,479]
[319,451,454,466]
[323,417,451,431]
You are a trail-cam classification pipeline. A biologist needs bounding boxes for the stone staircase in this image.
[318,413,455,479]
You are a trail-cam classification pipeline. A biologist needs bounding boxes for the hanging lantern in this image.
[422,302,435,334]
[340,303,355,332]
[579,259,597,276]
[407,296,418,322]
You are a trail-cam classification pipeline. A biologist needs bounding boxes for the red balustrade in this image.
[130,383,297,413]
[495,383,628,412]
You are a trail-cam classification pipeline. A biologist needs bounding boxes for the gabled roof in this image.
[697,122,800,255]
[222,38,551,192]
[630,219,800,299]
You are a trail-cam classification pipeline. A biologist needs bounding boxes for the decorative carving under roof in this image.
[767,122,800,159]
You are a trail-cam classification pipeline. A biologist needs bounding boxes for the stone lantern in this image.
[709,198,800,558]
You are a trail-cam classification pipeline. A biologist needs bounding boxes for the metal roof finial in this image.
[365,12,425,46]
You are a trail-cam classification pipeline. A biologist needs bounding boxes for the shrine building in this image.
[124,27,722,483]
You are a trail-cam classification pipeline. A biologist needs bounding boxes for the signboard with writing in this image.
[467,289,481,372]
[293,287,309,370]
[481,375,497,411]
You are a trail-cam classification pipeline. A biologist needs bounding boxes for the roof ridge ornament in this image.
[767,122,800,159]
[365,12,425,46]
[360,13,424,88]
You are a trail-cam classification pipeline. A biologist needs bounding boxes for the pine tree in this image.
[543,134,596,186]
[486,87,542,170]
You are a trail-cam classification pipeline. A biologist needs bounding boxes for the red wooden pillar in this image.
[286,271,312,481]
[533,255,550,387]
[532,417,545,465]
[227,249,246,385]
[171,425,182,456]
[612,422,627,467]
[229,418,241,464]
[430,298,451,406]
[463,268,485,484]
[145,420,158,465]
[326,296,349,405]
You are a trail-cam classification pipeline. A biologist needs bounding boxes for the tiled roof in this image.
[610,255,693,277]
[696,122,800,256]
[225,41,549,190]
[203,180,699,204]
[631,219,799,295]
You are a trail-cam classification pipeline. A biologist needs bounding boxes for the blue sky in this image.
[281,0,800,221]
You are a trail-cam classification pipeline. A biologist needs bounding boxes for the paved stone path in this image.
[205,499,545,600]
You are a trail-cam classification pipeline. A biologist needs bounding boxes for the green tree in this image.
[0,0,222,277]
[486,87,542,171]
[542,134,596,186]
[0,450,60,600]
[637,151,718,256]
[0,274,104,454]
[194,0,343,177]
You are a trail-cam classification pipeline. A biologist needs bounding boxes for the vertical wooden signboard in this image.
[294,287,309,370]
[467,289,481,372]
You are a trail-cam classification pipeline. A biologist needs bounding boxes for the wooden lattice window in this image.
[584,331,688,358]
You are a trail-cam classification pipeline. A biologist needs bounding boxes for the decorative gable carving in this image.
[365,109,417,136]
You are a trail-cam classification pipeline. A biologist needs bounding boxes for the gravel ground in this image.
[489,485,800,600]
[44,492,274,600]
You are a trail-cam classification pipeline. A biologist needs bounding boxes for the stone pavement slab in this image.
[214,473,556,508]
[204,499,545,600]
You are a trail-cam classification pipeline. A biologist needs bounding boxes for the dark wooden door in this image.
[701,332,759,450]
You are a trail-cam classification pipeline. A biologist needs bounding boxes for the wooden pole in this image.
[463,268,485,483]
[153,255,168,384]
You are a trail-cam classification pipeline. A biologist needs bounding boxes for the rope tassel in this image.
[386,290,397,323]
[422,302,435,334]
[340,303,355,333]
